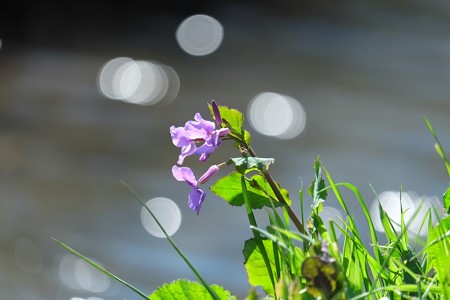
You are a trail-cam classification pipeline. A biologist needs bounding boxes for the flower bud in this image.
[211,100,222,125]
[198,165,220,185]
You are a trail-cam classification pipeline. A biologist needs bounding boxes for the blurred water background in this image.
[1,1,450,299]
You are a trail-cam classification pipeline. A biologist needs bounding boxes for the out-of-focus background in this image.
[1,1,450,299]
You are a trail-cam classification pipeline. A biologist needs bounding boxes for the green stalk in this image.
[122,181,221,300]
[247,146,306,234]
[240,175,276,294]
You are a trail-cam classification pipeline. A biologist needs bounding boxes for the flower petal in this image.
[185,113,215,137]
[170,126,190,147]
[188,188,206,215]
[198,152,210,162]
[178,142,197,165]
[171,165,197,187]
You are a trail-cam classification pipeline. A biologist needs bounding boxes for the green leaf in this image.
[243,238,277,296]
[427,216,450,290]
[243,130,252,146]
[210,172,290,208]
[248,174,291,206]
[149,279,236,300]
[308,156,328,212]
[208,103,251,147]
[208,104,243,135]
[218,106,244,133]
[444,186,450,215]
[229,156,274,174]
[244,288,259,300]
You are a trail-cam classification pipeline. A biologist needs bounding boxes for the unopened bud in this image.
[211,100,222,125]
[198,165,220,185]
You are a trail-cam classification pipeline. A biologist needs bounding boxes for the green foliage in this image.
[244,288,259,300]
[444,186,450,215]
[228,156,274,174]
[427,215,450,297]
[308,156,328,213]
[210,172,290,208]
[209,103,251,146]
[243,238,278,295]
[149,279,236,300]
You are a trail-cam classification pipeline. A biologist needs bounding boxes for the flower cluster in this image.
[170,101,229,214]
[170,113,229,165]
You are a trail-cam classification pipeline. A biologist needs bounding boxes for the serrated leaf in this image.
[210,172,289,208]
[229,156,274,174]
[149,279,236,300]
[444,186,450,214]
[243,238,277,295]
[308,156,327,212]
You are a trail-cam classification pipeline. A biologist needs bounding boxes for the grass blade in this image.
[52,238,150,299]
[121,181,221,300]
[425,117,450,177]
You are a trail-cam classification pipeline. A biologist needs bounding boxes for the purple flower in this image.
[170,113,230,165]
[172,165,220,214]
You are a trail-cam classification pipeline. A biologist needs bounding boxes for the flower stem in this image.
[247,146,307,234]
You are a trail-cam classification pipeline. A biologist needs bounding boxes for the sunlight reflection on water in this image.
[248,92,306,139]
[141,197,182,238]
[97,57,179,105]
[58,254,111,293]
[176,14,224,56]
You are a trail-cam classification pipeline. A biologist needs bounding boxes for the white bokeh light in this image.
[75,258,110,293]
[59,254,80,290]
[248,92,306,139]
[370,191,442,236]
[176,14,224,56]
[97,57,134,100]
[97,57,179,105]
[141,197,182,238]
[371,191,415,233]
[59,254,110,293]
